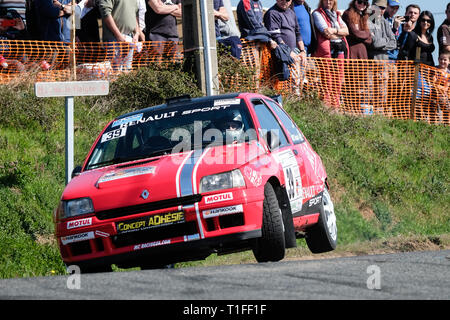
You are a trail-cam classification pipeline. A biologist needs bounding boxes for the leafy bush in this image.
[93,64,203,115]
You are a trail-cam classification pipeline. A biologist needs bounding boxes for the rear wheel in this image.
[305,187,337,253]
[252,183,286,262]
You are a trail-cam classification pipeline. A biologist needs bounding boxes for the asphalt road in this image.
[0,250,449,300]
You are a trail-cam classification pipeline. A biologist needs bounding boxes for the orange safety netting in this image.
[0,39,448,125]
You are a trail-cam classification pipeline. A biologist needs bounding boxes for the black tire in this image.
[282,205,297,249]
[305,187,337,253]
[252,183,286,262]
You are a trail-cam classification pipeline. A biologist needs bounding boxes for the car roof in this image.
[114,92,255,121]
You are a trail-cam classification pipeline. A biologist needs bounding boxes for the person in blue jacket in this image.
[34,0,73,41]
[236,0,270,41]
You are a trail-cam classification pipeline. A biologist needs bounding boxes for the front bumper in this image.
[56,189,264,268]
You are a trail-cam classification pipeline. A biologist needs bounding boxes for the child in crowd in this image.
[433,51,450,123]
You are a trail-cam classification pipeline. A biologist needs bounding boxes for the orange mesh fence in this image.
[413,64,450,125]
[0,39,448,125]
[272,57,417,120]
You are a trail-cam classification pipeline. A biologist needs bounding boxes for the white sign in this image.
[35,81,109,97]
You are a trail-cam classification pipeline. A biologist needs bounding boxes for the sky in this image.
[229,0,447,64]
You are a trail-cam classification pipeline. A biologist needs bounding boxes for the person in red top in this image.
[312,0,349,58]
[312,0,348,107]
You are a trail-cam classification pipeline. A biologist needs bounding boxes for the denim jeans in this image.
[104,37,135,72]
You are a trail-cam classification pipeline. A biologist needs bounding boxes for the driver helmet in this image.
[215,109,244,142]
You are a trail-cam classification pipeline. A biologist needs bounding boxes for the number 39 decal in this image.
[101,127,127,143]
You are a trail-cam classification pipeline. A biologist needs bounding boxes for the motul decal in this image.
[67,217,92,229]
[204,192,233,204]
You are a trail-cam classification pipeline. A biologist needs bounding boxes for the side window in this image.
[265,99,305,144]
[252,99,290,148]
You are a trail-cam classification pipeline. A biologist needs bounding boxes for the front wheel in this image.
[305,187,337,253]
[252,183,286,262]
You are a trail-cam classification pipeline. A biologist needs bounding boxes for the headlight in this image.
[59,198,94,219]
[200,169,245,193]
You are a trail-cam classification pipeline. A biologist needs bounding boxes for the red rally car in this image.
[55,93,337,272]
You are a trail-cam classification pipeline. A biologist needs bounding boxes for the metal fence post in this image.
[410,47,421,120]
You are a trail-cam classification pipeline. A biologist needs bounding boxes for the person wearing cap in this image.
[368,0,396,60]
[383,0,401,60]
[384,0,401,33]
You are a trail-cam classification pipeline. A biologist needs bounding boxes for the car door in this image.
[262,98,322,215]
[249,98,304,215]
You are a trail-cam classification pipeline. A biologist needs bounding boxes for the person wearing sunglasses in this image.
[342,0,372,59]
[398,11,435,66]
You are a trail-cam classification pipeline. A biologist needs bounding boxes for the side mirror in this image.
[71,166,82,179]
[264,130,280,151]
[270,94,283,106]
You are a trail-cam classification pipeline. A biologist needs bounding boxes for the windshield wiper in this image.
[145,147,175,158]
[87,155,148,170]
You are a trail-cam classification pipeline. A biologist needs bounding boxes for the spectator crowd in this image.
[0,0,448,111]
[0,0,447,67]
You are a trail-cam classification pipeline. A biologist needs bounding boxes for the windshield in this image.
[85,98,257,170]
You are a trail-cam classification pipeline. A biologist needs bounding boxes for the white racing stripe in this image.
[176,150,194,200]
[192,148,210,239]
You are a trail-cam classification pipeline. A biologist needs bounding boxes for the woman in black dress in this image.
[399,11,435,66]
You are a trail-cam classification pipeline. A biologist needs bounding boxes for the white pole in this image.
[199,0,214,96]
[65,96,74,185]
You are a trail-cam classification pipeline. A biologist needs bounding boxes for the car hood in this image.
[62,141,266,212]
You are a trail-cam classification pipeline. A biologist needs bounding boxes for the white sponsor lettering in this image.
[61,231,95,245]
[112,113,143,127]
[308,195,322,207]
[202,204,243,219]
[133,239,171,250]
[243,166,262,187]
[204,192,233,204]
[67,217,92,229]
[184,233,200,242]
[95,230,110,238]
[213,98,241,106]
[97,166,156,184]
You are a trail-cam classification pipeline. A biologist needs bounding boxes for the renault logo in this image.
[141,189,149,200]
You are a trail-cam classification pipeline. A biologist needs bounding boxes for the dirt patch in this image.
[381,236,444,252]
[35,234,56,246]
[359,202,375,221]
[284,234,450,262]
